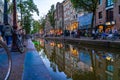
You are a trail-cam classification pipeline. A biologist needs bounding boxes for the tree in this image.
[31,20,41,34]
[8,0,39,34]
[71,0,98,32]
[39,17,46,32]
[48,5,55,29]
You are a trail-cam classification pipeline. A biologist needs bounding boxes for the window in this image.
[119,6,120,14]
[118,69,120,76]
[106,9,113,21]
[98,62,102,68]
[107,75,113,80]
[107,65,114,72]
[99,0,102,5]
[106,0,113,7]
[99,11,102,19]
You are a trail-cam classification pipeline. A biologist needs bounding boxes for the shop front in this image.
[96,25,105,33]
[66,22,78,31]
[96,21,115,33]
[105,21,115,33]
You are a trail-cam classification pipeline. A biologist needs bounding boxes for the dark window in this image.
[106,9,113,21]
[106,0,113,7]
[99,0,102,5]
[119,6,120,14]
[98,62,102,68]
[99,11,102,19]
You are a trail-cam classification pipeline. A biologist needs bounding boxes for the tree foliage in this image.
[71,0,98,12]
[8,0,39,34]
[48,5,55,28]
[39,17,46,30]
[71,0,98,30]
[31,20,41,34]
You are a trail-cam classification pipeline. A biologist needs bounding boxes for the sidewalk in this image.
[22,39,52,80]
[1,39,52,80]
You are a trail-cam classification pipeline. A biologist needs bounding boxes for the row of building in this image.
[44,0,120,35]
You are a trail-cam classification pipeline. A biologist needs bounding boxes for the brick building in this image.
[95,0,120,32]
[0,0,3,24]
[55,2,64,29]
[54,2,64,35]
[63,0,78,31]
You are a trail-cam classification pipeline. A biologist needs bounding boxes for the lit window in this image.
[107,65,114,72]
[106,0,114,7]
[107,75,113,80]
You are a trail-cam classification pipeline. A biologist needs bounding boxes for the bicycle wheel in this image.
[16,39,25,53]
[0,40,12,80]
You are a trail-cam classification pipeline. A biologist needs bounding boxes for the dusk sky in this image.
[33,0,63,20]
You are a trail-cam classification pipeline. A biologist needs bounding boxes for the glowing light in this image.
[71,48,78,56]
[106,56,111,61]
[57,43,63,48]
[50,42,55,47]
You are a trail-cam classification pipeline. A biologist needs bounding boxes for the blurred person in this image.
[2,25,12,47]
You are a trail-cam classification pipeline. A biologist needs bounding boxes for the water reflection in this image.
[35,39,120,80]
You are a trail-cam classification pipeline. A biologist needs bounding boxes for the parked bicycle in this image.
[13,28,25,53]
[0,40,12,80]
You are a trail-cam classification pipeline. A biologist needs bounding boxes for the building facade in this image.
[44,14,53,35]
[95,0,120,32]
[55,2,64,29]
[0,0,3,24]
[54,2,64,36]
[63,0,78,31]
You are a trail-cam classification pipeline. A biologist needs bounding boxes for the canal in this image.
[33,39,120,80]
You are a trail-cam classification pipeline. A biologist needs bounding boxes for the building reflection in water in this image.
[35,39,120,80]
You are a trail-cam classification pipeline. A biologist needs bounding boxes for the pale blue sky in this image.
[33,0,63,20]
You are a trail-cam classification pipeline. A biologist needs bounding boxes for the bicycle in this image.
[0,40,12,80]
[13,28,25,53]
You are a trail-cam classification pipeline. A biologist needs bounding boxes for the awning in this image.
[78,13,93,29]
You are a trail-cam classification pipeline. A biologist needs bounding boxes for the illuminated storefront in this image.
[66,22,78,31]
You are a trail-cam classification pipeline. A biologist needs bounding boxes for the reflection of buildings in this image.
[78,50,92,72]
[94,51,120,80]
[55,43,65,72]
[44,41,120,80]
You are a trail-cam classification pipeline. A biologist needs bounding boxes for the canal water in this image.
[34,39,120,80]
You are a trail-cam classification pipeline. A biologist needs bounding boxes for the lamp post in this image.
[11,0,18,51]
[4,0,8,25]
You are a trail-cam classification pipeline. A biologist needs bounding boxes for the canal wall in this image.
[45,37,120,49]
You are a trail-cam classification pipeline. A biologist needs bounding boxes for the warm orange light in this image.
[50,42,55,47]
[71,48,78,56]
[57,43,63,48]
[106,56,111,61]
[99,26,103,29]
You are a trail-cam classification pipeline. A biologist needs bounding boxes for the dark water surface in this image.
[34,39,120,80]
